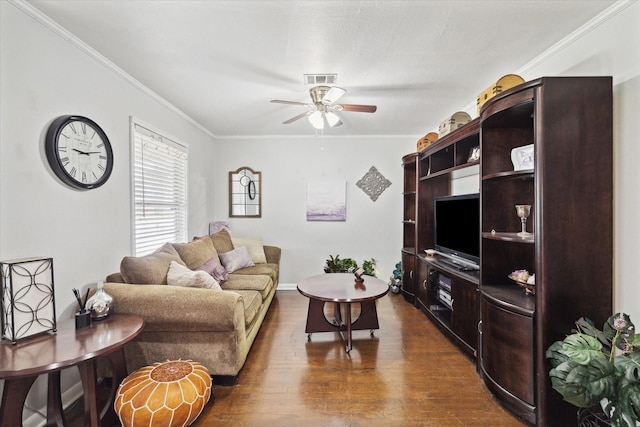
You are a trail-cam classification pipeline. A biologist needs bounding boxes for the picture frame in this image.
[510,144,534,171]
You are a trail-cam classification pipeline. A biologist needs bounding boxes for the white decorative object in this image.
[356,166,391,202]
[0,257,56,343]
[85,280,115,319]
[511,144,534,170]
[515,204,532,237]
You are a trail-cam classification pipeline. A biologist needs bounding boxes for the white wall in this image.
[0,2,217,305]
[214,135,415,286]
[0,3,217,424]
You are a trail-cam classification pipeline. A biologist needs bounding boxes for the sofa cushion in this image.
[208,229,234,254]
[233,290,262,327]
[120,243,185,285]
[167,261,221,290]
[231,237,267,264]
[173,238,219,269]
[219,246,255,273]
[229,263,279,287]
[196,257,229,283]
[222,274,273,300]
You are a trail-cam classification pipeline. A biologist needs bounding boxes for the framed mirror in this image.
[229,167,261,218]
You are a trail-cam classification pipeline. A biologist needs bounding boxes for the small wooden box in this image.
[417,132,438,152]
[476,74,525,116]
[438,112,471,137]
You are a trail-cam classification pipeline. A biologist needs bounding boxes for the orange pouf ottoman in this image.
[114,359,212,427]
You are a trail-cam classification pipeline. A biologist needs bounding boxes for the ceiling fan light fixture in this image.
[325,111,341,127]
[308,111,324,129]
[322,86,346,105]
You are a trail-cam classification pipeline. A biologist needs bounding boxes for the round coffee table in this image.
[297,273,389,352]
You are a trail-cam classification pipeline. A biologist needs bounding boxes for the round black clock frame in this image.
[45,115,114,190]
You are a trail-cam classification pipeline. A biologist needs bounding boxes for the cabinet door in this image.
[481,297,534,406]
[451,279,478,354]
[401,252,416,301]
[415,257,429,312]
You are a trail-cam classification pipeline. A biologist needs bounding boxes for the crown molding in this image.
[516,0,636,78]
[8,0,216,139]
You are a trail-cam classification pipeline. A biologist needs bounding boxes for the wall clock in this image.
[45,115,114,190]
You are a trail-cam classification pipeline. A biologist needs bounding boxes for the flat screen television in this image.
[433,193,480,270]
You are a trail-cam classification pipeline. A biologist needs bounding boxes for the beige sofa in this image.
[101,229,279,384]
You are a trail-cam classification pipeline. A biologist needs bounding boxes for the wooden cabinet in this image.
[401,251,416,300]
[401,153,417,303]
[479,77,613,426]
[402,120,481,355]
[418,256,478,357]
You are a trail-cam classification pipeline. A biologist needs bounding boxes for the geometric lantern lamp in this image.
[0,257,57,344]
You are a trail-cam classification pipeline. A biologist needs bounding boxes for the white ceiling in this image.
[26,0,616,138]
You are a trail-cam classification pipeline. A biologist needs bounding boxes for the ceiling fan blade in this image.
[282,110,313,124]
[271,100,312,107]
[336,104,377,113]
[322,86,346,105]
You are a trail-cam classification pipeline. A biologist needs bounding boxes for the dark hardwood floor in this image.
[197,290,525,426]
[69,290,527,426]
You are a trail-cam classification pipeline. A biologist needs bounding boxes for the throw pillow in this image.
[218,246,255,273]
[196,257,229,283]
[231,237,267,264]
[166,261,221,290]
[173,238,219,269]
[120,243,185,285]
[208,229,234,254]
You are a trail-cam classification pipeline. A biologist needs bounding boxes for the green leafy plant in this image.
[323,255,376,276]
[546,313,640,426]
[361,258,377,276]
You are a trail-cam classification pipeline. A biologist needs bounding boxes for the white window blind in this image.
[132,121,188,256]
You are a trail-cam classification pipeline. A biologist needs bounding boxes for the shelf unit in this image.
[479,77,613,426]
[416,118,480,255]
[411,118,481,355]
[401,153,418,302]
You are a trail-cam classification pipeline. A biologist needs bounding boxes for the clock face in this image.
[45,115,114,190]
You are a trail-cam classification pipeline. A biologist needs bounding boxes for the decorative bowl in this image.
[508,273,535,296]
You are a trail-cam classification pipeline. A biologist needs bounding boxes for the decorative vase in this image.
[86,281,113,320]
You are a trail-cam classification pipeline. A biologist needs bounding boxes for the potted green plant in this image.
[361,258,377,276]
[323,255,376,276]
[545,313,640,426]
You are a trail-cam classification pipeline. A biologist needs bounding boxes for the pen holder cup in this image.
[75,311,91,329]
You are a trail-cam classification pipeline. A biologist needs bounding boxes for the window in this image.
[131,118,188,256]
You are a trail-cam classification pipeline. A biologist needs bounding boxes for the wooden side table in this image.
[0,314,144,427]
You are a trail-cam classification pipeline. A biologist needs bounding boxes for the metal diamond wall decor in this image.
[356,166,391,202]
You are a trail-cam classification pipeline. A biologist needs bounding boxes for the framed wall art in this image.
[306,180,346,221]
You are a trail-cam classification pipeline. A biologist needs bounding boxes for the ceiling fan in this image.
[271,86,377,129]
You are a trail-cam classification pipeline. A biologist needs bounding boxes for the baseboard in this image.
[277,283,297,291]
[22,379,84,427]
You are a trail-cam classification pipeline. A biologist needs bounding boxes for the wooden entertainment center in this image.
[401,77,613,426]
